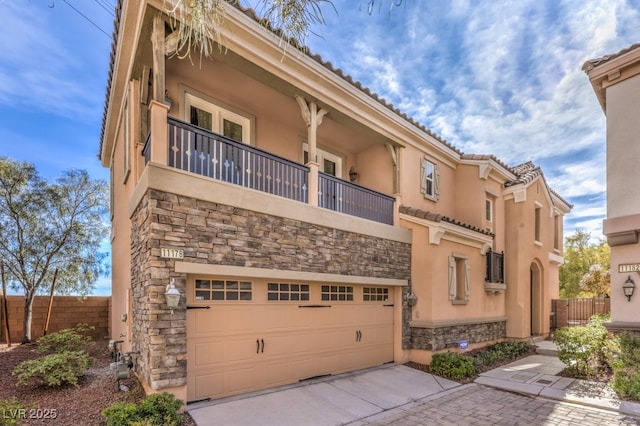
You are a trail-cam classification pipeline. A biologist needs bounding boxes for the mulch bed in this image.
[405,344,537,384]
[0,341,194,425]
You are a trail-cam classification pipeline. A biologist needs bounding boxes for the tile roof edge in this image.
[399,205,495,237]
[583,42,640,71]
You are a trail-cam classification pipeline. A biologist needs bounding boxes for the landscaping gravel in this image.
[0,340,194,425]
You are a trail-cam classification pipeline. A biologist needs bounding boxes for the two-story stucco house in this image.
[584,43,640,336]
[101,1,571,403]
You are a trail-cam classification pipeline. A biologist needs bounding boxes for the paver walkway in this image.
[354,384,640,425]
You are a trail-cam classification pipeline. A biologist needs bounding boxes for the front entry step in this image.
[534,339,559,356]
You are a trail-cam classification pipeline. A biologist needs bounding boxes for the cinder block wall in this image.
[0,296,111,343]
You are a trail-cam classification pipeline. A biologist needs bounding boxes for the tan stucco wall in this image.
[609,244,640,322]
[401,219,506,325]
[606,76,640,219]
[504,181,560,338]
[604,72,640,324]
[109,81,142,353]
[399,144,457,213]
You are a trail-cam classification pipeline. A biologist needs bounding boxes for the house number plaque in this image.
[619,263,640,273]
[160,247,184,259]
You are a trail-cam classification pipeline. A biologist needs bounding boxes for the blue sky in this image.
[2,0,639,295]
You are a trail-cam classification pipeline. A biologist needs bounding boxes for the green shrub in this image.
[0,398,33,426]
[12,350,93,387]
[137,393,183,426]
[470,341,531,370]
[554,314,610,377]
[430,352,476,380]
[102,392,183,426]
[610,333,640,400]
[101,402,139,426]
[36,323,94,355]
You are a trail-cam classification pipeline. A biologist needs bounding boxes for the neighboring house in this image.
[100,1,571,403]
[584,43,640,336]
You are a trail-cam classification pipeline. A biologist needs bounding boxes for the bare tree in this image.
[0,157,109,343]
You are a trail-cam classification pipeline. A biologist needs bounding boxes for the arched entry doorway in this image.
[530,262,542,335]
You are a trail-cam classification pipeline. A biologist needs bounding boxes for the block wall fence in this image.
[0,296,110,343]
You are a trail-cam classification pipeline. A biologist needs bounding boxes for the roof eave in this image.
[583,43,640,113]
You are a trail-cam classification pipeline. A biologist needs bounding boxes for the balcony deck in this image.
[143,118,395,225]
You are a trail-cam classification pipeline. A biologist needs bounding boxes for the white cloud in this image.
[305,0,640,244]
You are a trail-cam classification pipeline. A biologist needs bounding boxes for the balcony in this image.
[143,118,395,225]
[485,249,506,294]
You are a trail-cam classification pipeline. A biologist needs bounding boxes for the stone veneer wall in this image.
[130,189,412,390]
[409,320,507,351]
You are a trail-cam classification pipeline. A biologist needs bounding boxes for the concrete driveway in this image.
[187,364,460,426]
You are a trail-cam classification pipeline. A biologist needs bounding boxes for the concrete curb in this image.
[476,375,640,418]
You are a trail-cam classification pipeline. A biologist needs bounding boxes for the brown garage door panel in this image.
[187,287,395,401]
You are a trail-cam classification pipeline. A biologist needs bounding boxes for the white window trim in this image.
[302,142,343,178]
[534,204,542,243]
[421,157,440,200]
[448,254,470,304]
[183,91,253,145]
[485,198,493,223]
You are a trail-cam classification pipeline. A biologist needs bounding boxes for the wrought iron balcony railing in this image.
[485,249,505,283]
[318,172,394,225]
[142,118,395,225]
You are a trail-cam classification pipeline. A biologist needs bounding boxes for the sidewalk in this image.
[475,340,640,418]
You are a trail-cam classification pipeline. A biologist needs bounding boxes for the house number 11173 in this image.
[160,248,184,259]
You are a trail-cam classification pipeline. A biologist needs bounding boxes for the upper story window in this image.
[420,158,439,200]
[448,254,470,304]
[184,93,251,144]
[534,205,541,242]
[303,143,343,178]
[553,214,560,250]
[485,199,493,222]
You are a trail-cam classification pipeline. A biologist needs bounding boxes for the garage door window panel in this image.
[194,279,252,301]
[363,287,389,302]
[321,285,354,301]
[267,283,310,301]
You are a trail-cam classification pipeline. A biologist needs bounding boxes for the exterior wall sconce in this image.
[164,90,173,111]
[623,275,636,302]
[405,292,417,306]
[165,278,181,314]
[349,167,359,182]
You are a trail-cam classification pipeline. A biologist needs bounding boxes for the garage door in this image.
[186,278,394,402]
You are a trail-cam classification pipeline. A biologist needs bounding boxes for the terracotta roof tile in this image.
[460,154,512,172]
[505,161,541,187]
[583,42,640,71]
[399,205,494,237]
[98,0,122,159]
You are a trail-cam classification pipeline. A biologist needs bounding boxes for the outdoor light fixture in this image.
[165,278,181,314]
[623,275,636,302]
[164,90,173,111]
[349,167,359,182]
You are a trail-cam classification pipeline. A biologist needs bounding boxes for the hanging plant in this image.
[163,0,336,60]
[257,0,336,55]
[164,0,233,61]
